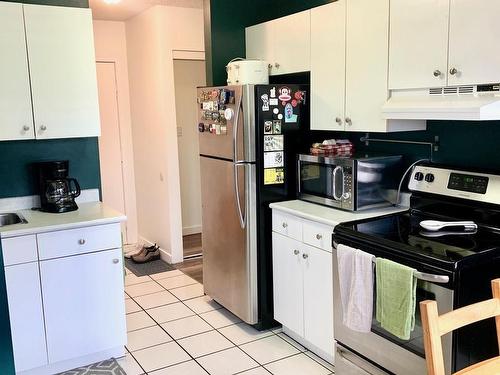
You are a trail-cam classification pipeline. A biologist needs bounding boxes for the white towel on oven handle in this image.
[337,244,375,333]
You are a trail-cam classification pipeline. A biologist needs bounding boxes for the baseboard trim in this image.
[282,327,334,365]
[19,346,125,375]
[182,225,202,236]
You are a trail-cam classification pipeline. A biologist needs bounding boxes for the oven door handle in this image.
[413,271,449,284]
[332,242,450,284]
[332,166,344,201]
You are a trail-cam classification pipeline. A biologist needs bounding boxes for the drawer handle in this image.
[302,253,309,259]
[78,239,86,245]
[293,249,300,255]
[112,259,119,264]
[316,234,322,240]
[282,222,288,228]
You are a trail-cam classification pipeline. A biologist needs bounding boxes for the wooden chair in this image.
[420,278,500,375]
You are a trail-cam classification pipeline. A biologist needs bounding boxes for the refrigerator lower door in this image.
[200,156,258,324]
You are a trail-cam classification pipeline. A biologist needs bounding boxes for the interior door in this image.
[0,2,34,141]
[96,62,128,243]
[302,244,334,358]
[24,4,100,139]
[311,1,346,131]
[448,0,500,86]
[345,0,389,132]
[272,233,304,336]
[200,156,257,323]
[40,249,126,363]
[388,0,450,90]
[5,263,47,372]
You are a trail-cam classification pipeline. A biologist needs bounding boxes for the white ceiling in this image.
[89,0,203,21]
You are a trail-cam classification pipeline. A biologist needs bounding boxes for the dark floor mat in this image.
[58,358,125,375]
[125,258,176,277]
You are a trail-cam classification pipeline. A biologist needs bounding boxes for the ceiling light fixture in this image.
[103,0,121,4]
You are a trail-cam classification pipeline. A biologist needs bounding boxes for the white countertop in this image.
[269,200,408,227]
[0,202,126,239]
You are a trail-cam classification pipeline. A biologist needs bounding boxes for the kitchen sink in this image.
[0,213,27,227]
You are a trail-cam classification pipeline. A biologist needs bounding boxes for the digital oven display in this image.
[447,173,489,194]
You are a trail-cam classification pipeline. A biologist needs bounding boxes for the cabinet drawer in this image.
[302,220,333,252]
[272,210,302,241]
[2,235,38,266]
[37,223,122,260]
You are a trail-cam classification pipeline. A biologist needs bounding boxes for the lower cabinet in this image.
[272,230,334,361]
[4,262,48,372]
[40,248,126,364]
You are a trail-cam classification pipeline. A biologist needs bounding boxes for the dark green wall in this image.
[207,0,500,171]
[0,138,101,198]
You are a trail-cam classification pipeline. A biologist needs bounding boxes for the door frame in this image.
[96,59,137,244]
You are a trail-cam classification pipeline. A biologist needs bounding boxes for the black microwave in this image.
[297,154,403,211]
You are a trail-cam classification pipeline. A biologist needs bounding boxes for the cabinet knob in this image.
[302,253,309,259]
[345,117,352,126]
[433,69,442,77]
[316,233,322,240]
[112,258,119,264]
[78,239,86,245]
[268,63,273,69]
[335,117,342,125]
[293,249,300,255]
[274,62,280,69]
[282,222,288,228]
[40,125,47,131]
[23,125,30,131]
[449,67,458,75]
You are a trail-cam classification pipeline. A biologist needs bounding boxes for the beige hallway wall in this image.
[173,60,206,236]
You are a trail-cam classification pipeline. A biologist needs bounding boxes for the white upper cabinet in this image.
[245,11,310,76]
[345,0,391,132]
[447,0,500,86]
[310,2,346,131]
[273,11,310,75]
[0,2,34,141]
[24,4,100,139]
[246,21,274,68]
[388,0,449,90]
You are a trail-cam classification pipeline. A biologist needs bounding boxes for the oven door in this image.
[332,246,454,375]
[297,154,353,210]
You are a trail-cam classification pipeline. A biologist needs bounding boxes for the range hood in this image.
[383,84,500,121]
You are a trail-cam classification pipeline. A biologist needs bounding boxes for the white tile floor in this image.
[119,268,334,375]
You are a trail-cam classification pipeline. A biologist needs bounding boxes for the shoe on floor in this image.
[131,247,160,263]
[124,243,157,259]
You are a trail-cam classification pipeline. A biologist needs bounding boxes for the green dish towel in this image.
[375,258,417,340]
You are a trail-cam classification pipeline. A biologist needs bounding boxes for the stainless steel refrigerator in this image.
[197,84,308,327]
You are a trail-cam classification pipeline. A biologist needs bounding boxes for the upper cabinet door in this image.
[0,2,34,141]
[345,0,389,132]
[24,5,100,139]
[246,21,274,71]
[310,2,346,131]
[388,0,449,90]
[448,0,500,86]
[272,11,310,76]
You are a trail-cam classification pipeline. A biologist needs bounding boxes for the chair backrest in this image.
[420,278,500,375]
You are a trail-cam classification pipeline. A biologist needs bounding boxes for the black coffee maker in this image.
[35,161,81,213]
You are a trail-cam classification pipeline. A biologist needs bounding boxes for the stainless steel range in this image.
[332,164,500,374]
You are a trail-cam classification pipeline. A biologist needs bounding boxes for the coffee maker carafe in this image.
[35,161,81,213]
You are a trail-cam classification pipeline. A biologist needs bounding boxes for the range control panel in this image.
[409,165,500,204]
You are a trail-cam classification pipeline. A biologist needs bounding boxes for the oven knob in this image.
[342,192,351,200]
[425,173,435,183]
[414,172,424,181]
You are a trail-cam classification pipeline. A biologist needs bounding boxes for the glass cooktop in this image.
[335,210,500,267]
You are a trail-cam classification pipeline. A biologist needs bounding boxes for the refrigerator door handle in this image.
[234,162,246,229]
[233,94,244,163]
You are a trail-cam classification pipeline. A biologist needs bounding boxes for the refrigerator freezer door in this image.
[200,156,258,324]
[198,86,255,161]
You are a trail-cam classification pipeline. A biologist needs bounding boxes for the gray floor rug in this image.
[58,358,125,375]
[125,258,176,277]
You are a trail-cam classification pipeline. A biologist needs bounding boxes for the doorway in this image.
[173,59,206,260]
[96,61,129,243]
